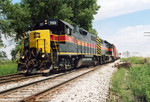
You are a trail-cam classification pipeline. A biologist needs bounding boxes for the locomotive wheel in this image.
[73,57,78,69]
[103,56,106,64]
[64,56,72,70]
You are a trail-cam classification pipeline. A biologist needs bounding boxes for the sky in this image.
[93,0,150,57]
[2,0,150,58]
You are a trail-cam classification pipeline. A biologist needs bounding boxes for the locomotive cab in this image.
[33,19,74,36]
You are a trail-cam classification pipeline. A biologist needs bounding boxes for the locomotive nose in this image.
[29,30,50,54]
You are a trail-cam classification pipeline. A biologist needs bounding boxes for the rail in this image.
[0,67,99,101]
[23,67,97,101]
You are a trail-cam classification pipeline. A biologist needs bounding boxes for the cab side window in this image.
[67,27,70,35]
[66,26,72,35]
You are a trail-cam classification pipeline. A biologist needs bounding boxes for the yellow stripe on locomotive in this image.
[29,30,50,53]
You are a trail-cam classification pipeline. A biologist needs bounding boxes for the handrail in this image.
[54,40,58,61]
[50,47,53,62]
[50,32,59,61]
[18,33,25,63]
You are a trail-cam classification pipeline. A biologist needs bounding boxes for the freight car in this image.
[18,19,119,74]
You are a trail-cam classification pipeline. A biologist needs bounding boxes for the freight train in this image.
[18,19,119,74]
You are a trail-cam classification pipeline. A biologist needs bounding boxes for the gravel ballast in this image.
[50,61,119,102]
[0,73,69,92]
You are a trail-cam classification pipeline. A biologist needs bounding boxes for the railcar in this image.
[18,19,119,74]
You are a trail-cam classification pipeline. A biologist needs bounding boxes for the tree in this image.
[0,0,100,39]
[0,4,7,61]
[0,0,100,59]
[0,50,7,61]
[0,0,31,40]
[89,28,98,36]
[68,0,100,31]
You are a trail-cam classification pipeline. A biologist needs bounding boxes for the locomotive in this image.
[18,19,119,74]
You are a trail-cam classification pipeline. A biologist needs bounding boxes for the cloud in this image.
[94,0,150,20]
[103,25,150,57]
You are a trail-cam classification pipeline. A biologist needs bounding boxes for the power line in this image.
[144,32,150,36]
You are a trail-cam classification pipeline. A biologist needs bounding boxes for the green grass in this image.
[128,64,150,102]
[121,57,147,64]
[121,58,128,62]
[110,57,150,102]
[110,68,133,102]
[111,68,126,93]
[0,60,18,76]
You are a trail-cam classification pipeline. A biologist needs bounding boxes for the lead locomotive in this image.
[18,19,119,74]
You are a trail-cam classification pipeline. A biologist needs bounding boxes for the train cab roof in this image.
[104,40,112,47]
[79,28,88,35]
[33,19,74,30]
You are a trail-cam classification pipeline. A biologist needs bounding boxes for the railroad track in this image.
[0,66,99,102]
[0,74,42,85]
[0,73,21,78]
[0,74,23,80]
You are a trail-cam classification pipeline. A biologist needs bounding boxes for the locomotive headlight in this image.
[42,54,45,58]
[45,20,47,25]
[22,56,25,59]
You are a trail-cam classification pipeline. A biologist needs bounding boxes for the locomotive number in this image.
[34,32,40,38]
[49,21,57,25]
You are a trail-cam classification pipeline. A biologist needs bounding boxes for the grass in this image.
[0,60,18,76]
[110,68,133,102]
[121,56,147,64]
[110,57,150,102]
[128,64,150,102]
[111,68,126,93]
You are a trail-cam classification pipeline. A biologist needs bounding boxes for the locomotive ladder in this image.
[18,33,25,63]
[51,36,59,69]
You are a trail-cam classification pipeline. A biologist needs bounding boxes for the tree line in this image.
[0,0,100,60]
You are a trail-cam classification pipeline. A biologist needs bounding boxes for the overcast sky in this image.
[2,0,150,58]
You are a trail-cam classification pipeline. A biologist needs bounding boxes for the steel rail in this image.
[0,74,41,85]
[0,68,86,95]
[0,74,22,79]
[22,67,97,102]
[0,66,99,101]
